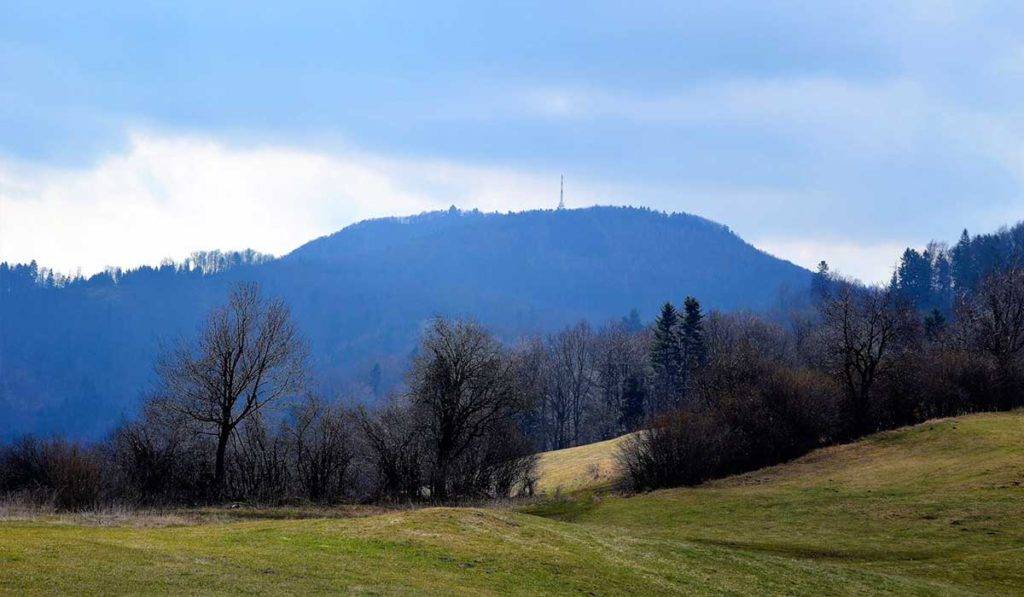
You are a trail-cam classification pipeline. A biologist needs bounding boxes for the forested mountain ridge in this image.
[1,206,810,439]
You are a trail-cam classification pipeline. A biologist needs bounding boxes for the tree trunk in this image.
[214,426,230,496]
[432,457,449,503]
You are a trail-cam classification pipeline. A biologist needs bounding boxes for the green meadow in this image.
[2,411,1022,595]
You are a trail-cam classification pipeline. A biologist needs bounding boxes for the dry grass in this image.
[533,433,632,494]
[0,498,389,528]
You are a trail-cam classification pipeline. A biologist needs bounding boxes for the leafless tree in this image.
[226,414,290,503]
[407,318,526,502]
[287,397,355,503]
[821,284,915,436]
[591,323,648,438]
[956,268,1024,407]
[546,322,596,448]
[358,399,424,501]
[153,283,307,493]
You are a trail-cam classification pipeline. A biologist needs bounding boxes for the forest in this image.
[0,207,810,439]
[1,221,1022,508]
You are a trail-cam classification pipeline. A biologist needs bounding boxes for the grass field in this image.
[1,412,1022,595]
[532,433,630,494]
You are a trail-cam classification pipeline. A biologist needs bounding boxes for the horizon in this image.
[3,204,827,279]
[0,198,1006,287]
[3,2,1023,283]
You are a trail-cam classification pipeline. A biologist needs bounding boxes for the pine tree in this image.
[649,302,682,413]
[951,229,973,293]
[931,246,953,314]
[618,373,646,432]
[894,248,933,309]
[680,296,707,369]
[811,260,831,301]
[621,308,643,333]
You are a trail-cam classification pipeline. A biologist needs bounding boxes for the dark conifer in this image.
[680,296,707,369]
[649,302,682,412]
[811,260,831,301]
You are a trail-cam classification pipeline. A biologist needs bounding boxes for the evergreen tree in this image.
[811,260,831,301]
[649,302,682,413]
[931,245,953,313]
[680,296,707,369]
[950,229,974,293]
[621,308,643,333]
[894,248,933,309]
[618,373,646,431]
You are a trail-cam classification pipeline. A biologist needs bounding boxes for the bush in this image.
[619,409,728,490]
[0,437,102,511]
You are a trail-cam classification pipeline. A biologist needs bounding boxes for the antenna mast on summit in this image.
[558,175,565,210]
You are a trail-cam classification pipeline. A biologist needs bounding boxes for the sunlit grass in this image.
[1,412,1021,594]
[533,433,630,494]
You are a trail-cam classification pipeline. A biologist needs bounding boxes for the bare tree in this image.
[226,414,290,503]
[154,283,307,493]
[287,397,355,503]
[957,268,1024,407]
[591,323,648,438]
[358,400,424,501]
[408,318,525,502]
[821,284,914,436]
[547,322,596,448]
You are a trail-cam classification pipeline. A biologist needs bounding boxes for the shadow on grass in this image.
[519,491,601,522]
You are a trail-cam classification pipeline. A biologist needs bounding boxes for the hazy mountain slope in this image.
[0,206,809,438]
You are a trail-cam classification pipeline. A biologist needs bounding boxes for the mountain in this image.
[0,206,810,438]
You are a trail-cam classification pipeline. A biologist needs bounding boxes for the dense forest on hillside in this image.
[0,206,809,439]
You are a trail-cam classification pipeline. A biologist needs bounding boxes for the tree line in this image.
[0,285,546,507]
[3,224,1023,508]
[621,262,1024,490]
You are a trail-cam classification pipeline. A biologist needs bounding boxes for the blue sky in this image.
[2,1,1023,281]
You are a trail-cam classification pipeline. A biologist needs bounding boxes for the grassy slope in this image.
[533,433,629,494]
[2,412,1022,595]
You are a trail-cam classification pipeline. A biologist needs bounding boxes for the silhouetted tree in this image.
[680,296,707,374]
[286,397,356,503]
[957,268,1024,408]
[359,400,424,501]
[821,285,915,436]
[811,260,831,302]
[649,302,682,413]
[549,322,595,446]
[152,283,307,494]
[894,248,933,309]
[407,319,526,502]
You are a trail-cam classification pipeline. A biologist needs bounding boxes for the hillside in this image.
[2,411,1021,594]
[533,433,630,494]
[0,206,810,439]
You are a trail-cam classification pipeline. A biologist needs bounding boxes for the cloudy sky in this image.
[2,1,1022,282]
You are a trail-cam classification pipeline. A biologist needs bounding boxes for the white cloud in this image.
[754,237,909,285]
[0,127,964,285]
[0,130,597,276]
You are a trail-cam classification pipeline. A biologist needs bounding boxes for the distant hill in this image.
[0,206,810,438]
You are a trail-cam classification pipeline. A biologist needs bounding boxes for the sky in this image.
[1,1,1023,283]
